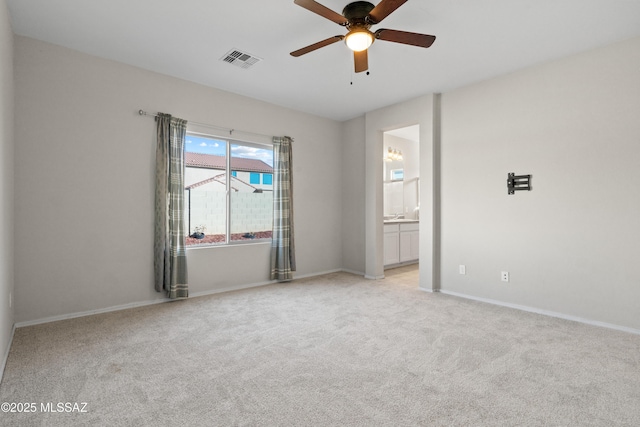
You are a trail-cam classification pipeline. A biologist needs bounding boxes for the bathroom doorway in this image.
[363,93,438,291]
[383,125,420,272]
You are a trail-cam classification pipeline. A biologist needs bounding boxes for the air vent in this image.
[220,49,262,69]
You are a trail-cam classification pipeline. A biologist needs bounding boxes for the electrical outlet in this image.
[501,271,509,282]
[459,265,466,275]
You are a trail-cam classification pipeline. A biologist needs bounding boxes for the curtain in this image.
[270,136,296,281]
[154,113,189,299]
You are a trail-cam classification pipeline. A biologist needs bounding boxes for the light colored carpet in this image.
[1,265,639,426]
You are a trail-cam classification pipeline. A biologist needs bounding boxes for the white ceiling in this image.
[386,125,419,143]
[7,0,640,121]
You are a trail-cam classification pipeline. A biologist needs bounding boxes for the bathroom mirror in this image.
[383,126,420,220]
[390,169,404,181]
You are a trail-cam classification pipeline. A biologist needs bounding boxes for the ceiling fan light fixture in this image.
[291,0,436,73]
[345,29,374,52]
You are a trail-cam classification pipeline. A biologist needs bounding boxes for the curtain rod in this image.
[138,109,279,141]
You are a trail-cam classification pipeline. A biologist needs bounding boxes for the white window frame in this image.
[185,129,274,247]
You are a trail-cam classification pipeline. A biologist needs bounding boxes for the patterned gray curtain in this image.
[154,113,189,299]
[270,136,296,281]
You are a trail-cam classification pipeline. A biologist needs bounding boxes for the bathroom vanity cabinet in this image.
[383,221,419,267]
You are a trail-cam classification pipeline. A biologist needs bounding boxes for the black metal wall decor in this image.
[507,173,531,195]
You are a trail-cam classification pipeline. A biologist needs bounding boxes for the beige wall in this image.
[8,25,640,334]
[440,36,640,331]
[0,0,14,375]
[341,116,366,275]
[13,36,343,324]
[340,36,640,332]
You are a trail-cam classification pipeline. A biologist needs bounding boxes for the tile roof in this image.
[185,173,258,192]
[185,152,273,173]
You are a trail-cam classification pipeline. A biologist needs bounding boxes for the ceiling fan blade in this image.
[368,0,408,24]
[375,29,436,48]
[294,0,348,25]
[290,35,344,57]
[354,49,368,73]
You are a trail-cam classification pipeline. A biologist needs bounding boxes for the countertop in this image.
[383,219,419,224]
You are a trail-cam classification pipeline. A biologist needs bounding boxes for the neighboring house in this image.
[185,173,259,193]
[184,154,273,236]
[185,152,273,191]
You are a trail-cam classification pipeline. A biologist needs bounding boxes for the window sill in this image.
[186,239,272,250]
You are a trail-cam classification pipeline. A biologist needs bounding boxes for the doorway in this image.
[363,93,439,291]
[383,125,420,271]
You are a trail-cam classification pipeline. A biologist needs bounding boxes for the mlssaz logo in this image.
[40,402,88,413]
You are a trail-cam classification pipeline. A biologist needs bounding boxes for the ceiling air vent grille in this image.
[220,49,262,69]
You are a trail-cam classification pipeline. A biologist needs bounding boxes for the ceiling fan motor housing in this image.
[343,1,375,25]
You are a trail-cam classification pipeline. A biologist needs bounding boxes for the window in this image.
[390,169,404,181]
[184,132,274,246]
[263,173,273,185]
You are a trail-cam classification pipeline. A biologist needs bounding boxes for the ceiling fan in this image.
[290,0,436,73]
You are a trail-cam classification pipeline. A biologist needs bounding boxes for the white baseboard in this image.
[15,297,173,328]
[384,260,419,269]
[192,269,352,299]
[294,269,344,280]
[14,268,360,329]
[16,281,282,328]
[341,268,365,277]
[439,289,640,336]
[189,279,277,299]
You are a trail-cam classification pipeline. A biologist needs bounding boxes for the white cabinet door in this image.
[399,230,419,262]
[409,230,419,260]
[399,231,411,262]
[384,232,400,266]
